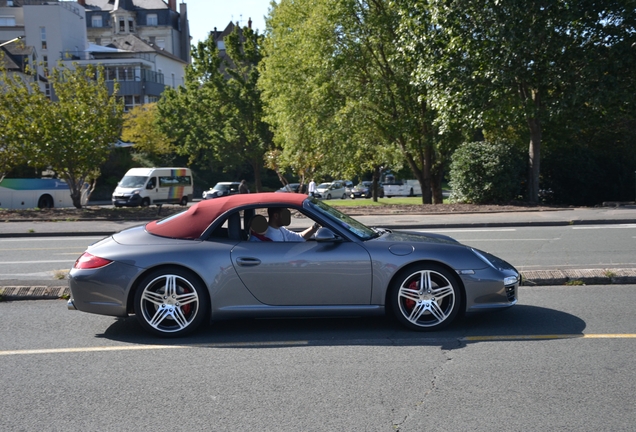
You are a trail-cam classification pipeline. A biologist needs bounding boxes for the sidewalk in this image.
[1,205,636,300]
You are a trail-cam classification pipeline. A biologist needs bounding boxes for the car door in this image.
[230,240,372,305]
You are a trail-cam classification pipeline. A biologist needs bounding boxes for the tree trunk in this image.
[372,165,382,202]
[527,117,541,203]
[430,162,445,204]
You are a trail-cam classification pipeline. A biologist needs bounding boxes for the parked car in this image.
[275,183,302,193]
[315,181,347,199]
[350,181,384,199]
[202,182,241,199]
[68,193,520,337]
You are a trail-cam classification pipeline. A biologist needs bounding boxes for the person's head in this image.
[267,207,291,228]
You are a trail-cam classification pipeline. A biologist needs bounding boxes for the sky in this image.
[185,0,272,44]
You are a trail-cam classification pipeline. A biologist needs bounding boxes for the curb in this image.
[2,268,636,301]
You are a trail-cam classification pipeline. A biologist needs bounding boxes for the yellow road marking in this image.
[0,341,309,356]
[462,334,636,341]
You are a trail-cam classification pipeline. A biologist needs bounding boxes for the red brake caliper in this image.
[180,286,192,316]
[404,280,418,310]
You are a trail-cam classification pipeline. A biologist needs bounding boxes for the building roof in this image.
[104,34,186,63]
[83,0,170,12]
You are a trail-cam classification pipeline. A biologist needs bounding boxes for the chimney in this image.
[168,0,177,12]
[78,0,86,5]
[248,17,252,29]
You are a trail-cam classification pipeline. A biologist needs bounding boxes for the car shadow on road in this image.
[97,304,586,350]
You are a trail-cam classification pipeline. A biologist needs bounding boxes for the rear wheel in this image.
[390,263,462,331]
[134,268,209,337]
[341,193,347,199]
[37,195,54,209]
[180,196,188,206]
[326,193,332,200]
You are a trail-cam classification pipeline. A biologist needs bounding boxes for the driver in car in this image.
[250,208,320,242]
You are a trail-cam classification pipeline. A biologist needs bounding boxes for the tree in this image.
[261,0,456,203]
[400,0,636,203]
[0,54,42,181]
[122,103,174,166]
[26,63,123,208]
[157,25,272,191]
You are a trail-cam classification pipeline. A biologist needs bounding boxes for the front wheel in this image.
[390,263,462,331]
[134,268,209,337]
[326,194,332,200]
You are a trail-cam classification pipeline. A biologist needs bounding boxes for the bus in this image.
[0,178,86,209]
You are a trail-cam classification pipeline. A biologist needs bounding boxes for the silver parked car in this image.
[68,193,519,337]
[315,181,347,199]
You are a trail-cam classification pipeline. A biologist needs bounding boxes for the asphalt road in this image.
[1,224,635,284]
[2,284,635,431]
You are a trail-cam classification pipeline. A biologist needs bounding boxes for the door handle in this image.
[236,257,261,267]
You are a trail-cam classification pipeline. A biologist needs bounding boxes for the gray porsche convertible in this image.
[68,193,519,337]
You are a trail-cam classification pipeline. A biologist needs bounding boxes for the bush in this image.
[449,140,525,204]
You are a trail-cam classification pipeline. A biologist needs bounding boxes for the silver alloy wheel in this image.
[138,274,200,334]
[395,267,458,329]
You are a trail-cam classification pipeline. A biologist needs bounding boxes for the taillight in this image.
[74,253,113,269]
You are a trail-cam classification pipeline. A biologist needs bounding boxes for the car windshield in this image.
[119,176,148,188]
[307,198,376,240]
[317,183,330,189]
[213,184,231,191]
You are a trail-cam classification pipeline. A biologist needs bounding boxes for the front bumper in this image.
[112,194,142,207]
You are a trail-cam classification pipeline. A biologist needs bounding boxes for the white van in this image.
[112,167,193,207]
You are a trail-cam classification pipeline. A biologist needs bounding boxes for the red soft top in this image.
[145,193,308,239]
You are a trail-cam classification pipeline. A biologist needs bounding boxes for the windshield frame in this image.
[306,197,376,240]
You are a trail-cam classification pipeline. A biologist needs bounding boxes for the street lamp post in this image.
[0,36,24,48]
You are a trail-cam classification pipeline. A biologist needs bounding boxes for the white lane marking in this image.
[572,224,636,230]
[423,228,517,233]
[0,260,74,265]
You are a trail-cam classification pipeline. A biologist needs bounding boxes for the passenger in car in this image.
[249,208,320,242]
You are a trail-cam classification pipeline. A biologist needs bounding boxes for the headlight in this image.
[132,189,142,195]
[504,276,519,286]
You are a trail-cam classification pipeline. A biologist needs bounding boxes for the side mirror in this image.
[315,227,342,242]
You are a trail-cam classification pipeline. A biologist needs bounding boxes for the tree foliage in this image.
[1,62,123,207]
[157,25,272,191]
[260,0,456,203]
[400,0,636,203]
[449,140,525,204]
[122,103,174,166]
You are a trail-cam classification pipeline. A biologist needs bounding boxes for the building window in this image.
[128,18,134,32]
[119,19,125,33]
[40,27,47,50]
[0,16,16,26]
[156,39,165,49]
[123,95,142,112]
[42,55,48,77]
[94,37,101,45]
[146,14,158,26]
[44,83,51,99]
[171,73,175,88]
[91,15,102,27]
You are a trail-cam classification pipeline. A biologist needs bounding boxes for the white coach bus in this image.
[0,178,85,209]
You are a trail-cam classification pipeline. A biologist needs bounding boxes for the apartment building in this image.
[0,0,190,110]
